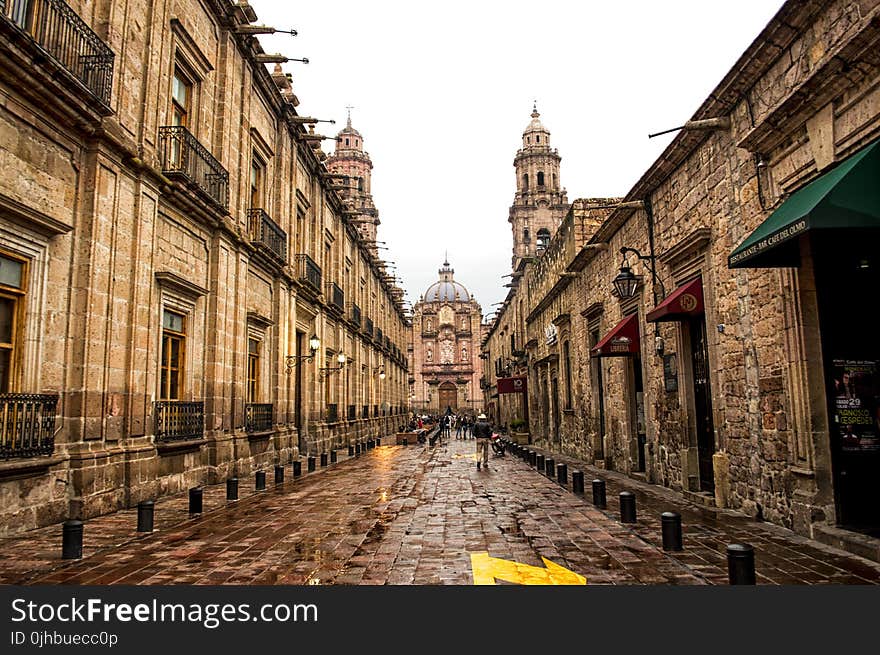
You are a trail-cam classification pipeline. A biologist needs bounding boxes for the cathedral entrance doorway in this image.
[438,382,457,413]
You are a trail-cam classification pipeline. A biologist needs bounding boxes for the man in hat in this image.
[473,413,492,470]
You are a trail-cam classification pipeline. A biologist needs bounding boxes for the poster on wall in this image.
[663,354,678,393]
[831,359,880,452]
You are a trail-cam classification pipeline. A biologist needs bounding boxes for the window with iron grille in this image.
[160,310,185,399]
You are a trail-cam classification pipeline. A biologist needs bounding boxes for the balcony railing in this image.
[362,405,368,419]
[364,317,374,339]
[247,209,286,263]
[154,401,204,442]
[376,327,383,344]
[245,403,273,433]
[349,303,361,329]
[347,404,356,421]
[295,254,322,293]
[158,126,229,209]
[327,282,344,311]
[2,0,115,105]
[326,403,338,423]
[0,393,58,459]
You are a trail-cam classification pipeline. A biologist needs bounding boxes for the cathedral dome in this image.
[423,260,471,302]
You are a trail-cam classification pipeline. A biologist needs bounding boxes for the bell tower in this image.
[509,104,568,270]
[325,110,380,253]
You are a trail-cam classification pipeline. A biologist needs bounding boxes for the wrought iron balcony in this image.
[0,393,58,459]
[364,317,374,339]
[327,282,344,312]
[295,254,322,293]
[376,327,383,344]
[245,403,273,433]
[362,405,368,419]
[326,403,338,423]
[2,0,115,105]
[154,401,204,442]
[347,404,356,421]
[348,303,361,329]
[158,126,229,209]
[247,209,286,263]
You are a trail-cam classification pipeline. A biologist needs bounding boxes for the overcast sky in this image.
[248,0,786,319]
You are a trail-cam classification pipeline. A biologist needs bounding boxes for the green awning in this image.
[729,138,880,268]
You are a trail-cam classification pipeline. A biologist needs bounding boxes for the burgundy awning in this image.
[646,278,704,323]
[497,376,527,394]
[591,314,640,357]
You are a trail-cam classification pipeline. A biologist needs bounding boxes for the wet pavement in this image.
[1,435,879,585]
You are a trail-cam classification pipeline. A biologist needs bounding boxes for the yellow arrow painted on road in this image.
[470,552,586,585]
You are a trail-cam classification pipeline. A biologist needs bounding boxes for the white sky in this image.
[248,0,786,319]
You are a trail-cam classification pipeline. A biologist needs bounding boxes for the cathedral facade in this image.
[409,261,483,415]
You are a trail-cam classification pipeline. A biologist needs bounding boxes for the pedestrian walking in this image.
[473,413,492,470]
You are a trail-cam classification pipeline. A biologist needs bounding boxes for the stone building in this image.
[0,0,409,535]
[509,105,569,270]
[409,260,484,415]
[483,0,880,560]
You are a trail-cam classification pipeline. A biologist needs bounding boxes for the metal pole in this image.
[592,479,607,509]
[255,470,266,490]
[727,544,756,585]
[274,465,284,484]
[556,463,568,486]
[619,491,637,523]
[661,512,683,551]
[226,477,238,501]
[62,520,83,559]
[572,470,584,494]
[136,500,154,532]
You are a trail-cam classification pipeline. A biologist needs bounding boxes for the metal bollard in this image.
[348,445,355,456]
[368,439,374,449]
[376,437,381,446]
[293,460,302,477]
[137,500,154,532]
[356,443,363,454]
[226,477,238,501]
[557,463,568,486]
[572,470,584,494]
[592,479,607,509]
[307,455,316,472]
[619,491,637,523]
[274,465,284,485]
[661,512,683,551]
[536,454,545,471]
[62,520,83,559]
[330,449,337,463]
[255,470,266,491]
[529,450,537,467]
[545,458,555,477]
[189,487,203,514]
[320,452,328,467]
[727,544,756,585]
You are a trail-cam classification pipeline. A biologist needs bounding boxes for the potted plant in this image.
[509,418,529,444]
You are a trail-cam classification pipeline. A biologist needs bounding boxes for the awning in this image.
[497,376,527,394]
[646,278,703,323]
[591,314,640,357]
[728,138,880,268]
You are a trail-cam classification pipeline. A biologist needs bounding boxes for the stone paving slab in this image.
[514,442,880,584]
[1,436,876,585]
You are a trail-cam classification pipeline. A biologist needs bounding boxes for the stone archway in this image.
[438,382,457,412]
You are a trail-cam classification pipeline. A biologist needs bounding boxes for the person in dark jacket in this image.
[473,413,492,470]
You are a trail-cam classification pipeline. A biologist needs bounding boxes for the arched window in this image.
[345,138,350,146]
[523,228,530,243]
[357,177,364,192]
[537,228,550,251]
[537,171,545,187]
[536,135,540,143]
[553,174,557,189]
[522,174,529,191]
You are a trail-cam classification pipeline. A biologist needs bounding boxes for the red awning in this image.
[646,277,704,323]
[591,314,640,357]
[497,376,527,394]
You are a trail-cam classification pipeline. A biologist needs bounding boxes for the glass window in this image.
[160,310,185,399]
[171,69,191,127]
[247,338,260,402]
[537,171,545,186]
[250,157,264,209]
[0,255,24,288]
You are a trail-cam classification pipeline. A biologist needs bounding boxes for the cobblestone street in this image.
[2,436,879,586]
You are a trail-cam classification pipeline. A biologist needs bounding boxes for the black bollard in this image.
[62,520,83,559]
[189,487,203,514]
[356,443,363,454]
[545,458,555,477]
[556,463,568,486]
[307,455,316,472]
[536,454,545,471]
[226,477,238,501]
[619,491,637,523]
[293,460,302,477]
[137,500,154,533]
[727,544,756,585]
[320,452,328,467]
[348,445,355,456]
[592,479,607,509]
[376,437,381,446]
[255,470,266,491]
[661,512,683,551]
[274,465,284,485]
[330,449,337,463]
[572,470,585,494]
[368,439,374,449]
[529,450,537,467]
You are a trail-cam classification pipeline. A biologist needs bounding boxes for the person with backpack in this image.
[473,413,492,470]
